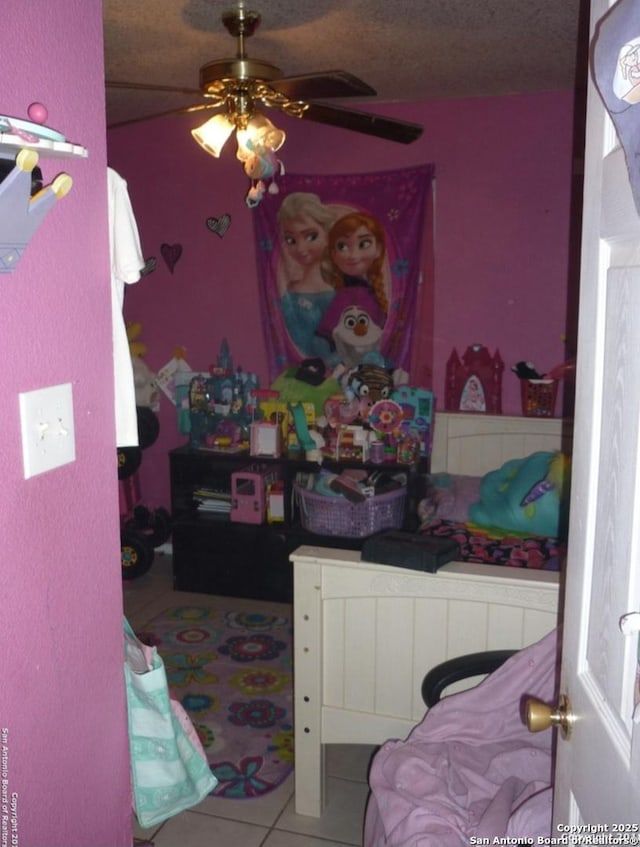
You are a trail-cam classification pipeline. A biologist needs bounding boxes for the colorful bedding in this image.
[417,468,565,570]
[419,518,563,571]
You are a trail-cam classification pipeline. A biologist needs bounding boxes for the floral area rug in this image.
[137,605,293,799]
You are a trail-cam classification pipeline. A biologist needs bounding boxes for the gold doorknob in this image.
[526,694,574,740]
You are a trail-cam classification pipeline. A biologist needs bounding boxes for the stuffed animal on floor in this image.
[468,451,570,538]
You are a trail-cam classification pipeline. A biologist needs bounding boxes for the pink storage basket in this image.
[295,484,406,538]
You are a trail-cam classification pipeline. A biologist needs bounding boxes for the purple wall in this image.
[108,92,574,510]
[1,4,131,845]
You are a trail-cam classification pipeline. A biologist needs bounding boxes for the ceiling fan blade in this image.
[106,80,202,96]
[107,101,215,129]
[300,102,423,144]
[270,71,376,101]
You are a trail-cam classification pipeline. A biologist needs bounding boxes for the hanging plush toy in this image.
[242,138,285,208]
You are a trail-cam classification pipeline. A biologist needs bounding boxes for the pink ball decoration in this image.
[27,102,48,125]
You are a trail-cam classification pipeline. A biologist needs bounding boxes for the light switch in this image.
[19,383,76,478]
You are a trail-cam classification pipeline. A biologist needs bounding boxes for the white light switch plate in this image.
[19,383,76,478]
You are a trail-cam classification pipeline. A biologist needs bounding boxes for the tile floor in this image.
[123,551,377,847]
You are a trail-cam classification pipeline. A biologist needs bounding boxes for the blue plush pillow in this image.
[467,451,570,538]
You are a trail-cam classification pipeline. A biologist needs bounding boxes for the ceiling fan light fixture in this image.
[191,112,235,157]
[236,112,286,160]
[107,6,424,145]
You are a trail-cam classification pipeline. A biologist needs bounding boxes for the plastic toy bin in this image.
[295,484,406,538]
[520,379,558,417]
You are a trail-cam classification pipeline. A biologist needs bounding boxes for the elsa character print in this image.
[277,192,342,357]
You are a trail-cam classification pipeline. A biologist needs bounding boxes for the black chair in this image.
[366,637,557,846]
[421,649,517,707]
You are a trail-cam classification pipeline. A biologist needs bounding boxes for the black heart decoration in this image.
[160,243,183,273]
[206,213,232,238]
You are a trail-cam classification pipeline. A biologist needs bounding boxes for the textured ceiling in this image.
[104,0,583,129]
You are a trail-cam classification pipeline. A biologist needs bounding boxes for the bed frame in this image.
[291,412,570,817]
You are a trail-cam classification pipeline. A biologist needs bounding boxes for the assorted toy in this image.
[294,472,407,538]
[186,340,433,466]
[187,340,260,451]
[182,339,432,538]
[230,464,281,524]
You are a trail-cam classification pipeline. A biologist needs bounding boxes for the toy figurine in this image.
[242,139,285,208]
[315,285,387,370]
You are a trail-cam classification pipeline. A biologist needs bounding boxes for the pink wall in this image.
[107,90,574,509]
[1,4,131,846]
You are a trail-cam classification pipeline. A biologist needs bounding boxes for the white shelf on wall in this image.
[0,134,87,159]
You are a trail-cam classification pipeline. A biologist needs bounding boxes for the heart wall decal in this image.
[160,243,183,273]
[206,213,232,238]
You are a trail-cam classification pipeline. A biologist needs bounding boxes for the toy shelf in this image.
[169,446,428,603]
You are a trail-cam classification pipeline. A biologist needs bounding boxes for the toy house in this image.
[230,464,281,524]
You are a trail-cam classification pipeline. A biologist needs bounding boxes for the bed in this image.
[291,411,570,817]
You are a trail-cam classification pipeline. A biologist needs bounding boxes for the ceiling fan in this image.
[106,6,423,145]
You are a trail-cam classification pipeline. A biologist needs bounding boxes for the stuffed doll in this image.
[315,285,387,370]
[343,363,395,420]
[242,139,285,208]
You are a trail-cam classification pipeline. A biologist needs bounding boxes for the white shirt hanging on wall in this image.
[107,167,144,447]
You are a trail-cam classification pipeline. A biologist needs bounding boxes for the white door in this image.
[553,0,640,825]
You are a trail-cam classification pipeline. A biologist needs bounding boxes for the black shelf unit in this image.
[169,445,428,603]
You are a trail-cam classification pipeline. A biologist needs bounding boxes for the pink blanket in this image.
[364,630,557,846]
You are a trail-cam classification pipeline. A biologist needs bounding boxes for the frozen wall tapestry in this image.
[252,165,435,381]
